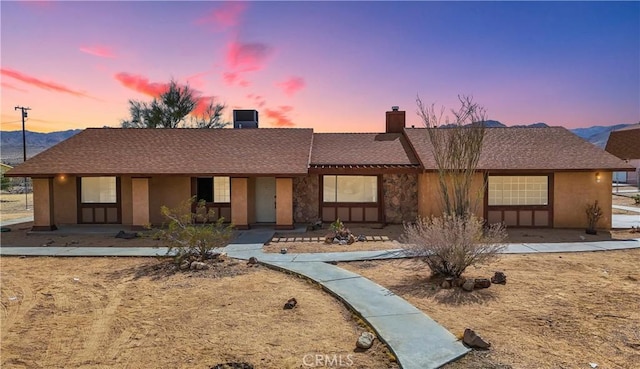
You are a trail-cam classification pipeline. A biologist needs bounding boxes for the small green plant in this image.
[325,218,354,244]
[585,200,603,235]
[633,194,640,205]
[156,197,233,264]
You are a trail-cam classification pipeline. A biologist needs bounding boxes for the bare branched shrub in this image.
[156,197,234,263]
[402,214,507,278]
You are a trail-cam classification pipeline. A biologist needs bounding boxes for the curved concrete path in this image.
[2,232,640,369]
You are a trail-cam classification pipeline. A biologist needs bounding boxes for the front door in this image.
[255,177,276,223]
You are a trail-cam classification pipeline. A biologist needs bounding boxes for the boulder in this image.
[247,257,258,265]
[491,271,507,285]
[474,278,491,289]
[283,298,297,309]
[356,331,376,349]
[462,279,475,292]
[190,261,208,270]
[324,234,335,244]
[463,328,491,349]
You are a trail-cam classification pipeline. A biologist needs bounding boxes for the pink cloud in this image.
[276,76,305,97]
[246,94,266,108]
[1,67,89,97]
[192,96,222,116]
[1,82,28,92]
[114,72,169,97]
[226,41,272,72]
[79,45,116,58]
[196,2,247,31]
[222,40,272,87]
[264,106,295,127]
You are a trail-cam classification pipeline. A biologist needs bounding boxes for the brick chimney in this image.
[385,106,405,133]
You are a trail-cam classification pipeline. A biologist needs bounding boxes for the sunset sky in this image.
[1,1,638,133]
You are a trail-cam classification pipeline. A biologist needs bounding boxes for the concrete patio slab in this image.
[500,244,539,254]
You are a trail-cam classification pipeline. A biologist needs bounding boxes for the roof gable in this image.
[310,133,420,168]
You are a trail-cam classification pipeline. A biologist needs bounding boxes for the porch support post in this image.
[31,177,57,231]
[275,177,294,230]
[131,177,150,230]
[231,177,250,229]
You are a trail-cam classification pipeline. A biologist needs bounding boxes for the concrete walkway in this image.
[612,204,640,213]
[2,237,640,369]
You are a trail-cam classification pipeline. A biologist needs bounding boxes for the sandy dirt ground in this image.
[0,193,33,222]
[0,257,398,369]
[612,194,640,215]
[340,249,640,369]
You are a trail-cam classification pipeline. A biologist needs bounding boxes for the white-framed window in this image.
[196,177,231,203]
[488,176,548,206]
[81,177,117,203]
[323,175,378,203]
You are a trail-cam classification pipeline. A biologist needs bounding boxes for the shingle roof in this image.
[605,124,640,160]
[6,128,314,176]
[404,127,633,171]
[310,133,420,168]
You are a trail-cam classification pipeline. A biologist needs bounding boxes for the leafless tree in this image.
[416,95,487,217]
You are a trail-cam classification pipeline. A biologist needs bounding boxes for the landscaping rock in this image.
[283,297,297,309]
[347,234,356,245]
[453,278,465,288]
[356,331,376,349]
[247,257,258,266]
[190,261,208,270]
[211,363,254,369]
[474,278,491,289]
[441,280,451,289]
[463,328,491,349]
[324,234,335,244]
[357,234,366,242]
[491,271,507,285]
[115,230,138,239]
[280,248,288,254]
[179,261,191,270]
[462,279,475,292]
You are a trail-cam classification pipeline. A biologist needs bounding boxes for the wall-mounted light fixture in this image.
[595,172,601,183]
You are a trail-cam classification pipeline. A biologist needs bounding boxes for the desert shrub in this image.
[156,197,233,263]
[633,194,640,205]
[585,200,603,232]
[401,214,506,278]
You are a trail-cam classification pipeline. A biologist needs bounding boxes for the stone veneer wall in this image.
[293,175,319,223]
[383,173,418,223]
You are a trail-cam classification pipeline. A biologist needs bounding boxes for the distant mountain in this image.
[569,124,634,148]
[0,129,81,165]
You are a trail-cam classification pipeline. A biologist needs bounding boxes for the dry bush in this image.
[156,197,233,263]
[402,214,506,278]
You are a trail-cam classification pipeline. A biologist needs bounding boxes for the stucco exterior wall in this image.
[383,173,418,223]
[553,171,612,229]
[148,176,191,225]
[52,175,77,225]
[293,175,319,223]
[417,172,485,219]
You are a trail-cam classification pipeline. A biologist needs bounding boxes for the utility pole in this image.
[14,106,31,210]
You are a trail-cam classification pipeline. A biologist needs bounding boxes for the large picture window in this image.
[196,177,230,203]
[323,175,377,203]
[488,176,548,206]
[81,177,117,203]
